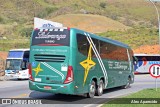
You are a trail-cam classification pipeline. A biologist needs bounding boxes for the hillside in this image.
[47,0,160,27]
[0,0,160,54]
[1,0,159,34]
[134,45,160,54]
[51,14,130,33]
[99,27,159,49]
[0,51,7,60]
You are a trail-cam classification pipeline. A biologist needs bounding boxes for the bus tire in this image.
[96,80,104,96]
[87,80,96,98]
[122,77,131,89]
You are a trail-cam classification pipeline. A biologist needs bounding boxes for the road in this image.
[0,74,160,107]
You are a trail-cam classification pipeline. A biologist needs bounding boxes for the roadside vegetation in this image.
[102,88,160,107]
[0,0,160,52]
[98,27,158,49]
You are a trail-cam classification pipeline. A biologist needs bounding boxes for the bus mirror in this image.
[134,61,137,65]
[133,56,138,65]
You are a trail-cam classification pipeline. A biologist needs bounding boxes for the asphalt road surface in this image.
[0,74,160,107]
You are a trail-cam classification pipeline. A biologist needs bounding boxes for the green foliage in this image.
[0,40,29,51]
[19,27,33,37]
[0,16,4,23]
[37,7,57,18]
[99,2,106,8]
[0,16,7,24]
[102,88,160,107]
[98,27,158,49]
[0,0,159,51]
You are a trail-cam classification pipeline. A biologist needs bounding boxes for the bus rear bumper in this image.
[29,80,75,94]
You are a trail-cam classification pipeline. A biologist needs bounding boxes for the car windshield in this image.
[5,59,22,70]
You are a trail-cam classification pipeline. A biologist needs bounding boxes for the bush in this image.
[37,7,57,18]
[19,27,33,37]
[0,16,5,24]
[0,16,3,23]
[99,2,106,8]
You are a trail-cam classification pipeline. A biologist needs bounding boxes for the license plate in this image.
[44,86,52,90]
[35,78,41,82]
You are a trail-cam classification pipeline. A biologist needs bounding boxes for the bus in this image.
[5,49,30,80]
[29,27,134,98]
[134,54,160,74]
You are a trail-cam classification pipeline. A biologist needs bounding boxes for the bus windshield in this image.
[31,28,70,46]
[135,56,160,61]
[6,59,22,70]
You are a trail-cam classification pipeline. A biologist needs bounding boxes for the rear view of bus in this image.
[29,27,74,94]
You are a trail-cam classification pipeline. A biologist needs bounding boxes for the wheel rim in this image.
[125,78,131,88]
[90,84,95,94]
[125,82,129,88]
[99,83,103,94]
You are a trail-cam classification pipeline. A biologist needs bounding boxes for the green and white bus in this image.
[29,27,134,98]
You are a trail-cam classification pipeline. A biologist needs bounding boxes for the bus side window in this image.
[77,34,89,56]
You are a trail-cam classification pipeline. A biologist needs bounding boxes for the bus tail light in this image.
[67,27,70,31]
[28,63,33,81]
[63,66,73,84]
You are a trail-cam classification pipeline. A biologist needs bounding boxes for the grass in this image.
[102,88,160,107]
[0,20,158,51]
[98,27,158,49]
[51,14,130,33]
[0,0,160,51]
[0,39,29,51]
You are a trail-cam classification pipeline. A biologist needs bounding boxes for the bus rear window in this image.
[32,28,70,46]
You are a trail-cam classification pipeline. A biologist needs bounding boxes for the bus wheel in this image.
[122,77,131,89]
[87,81,96,98]
[96,80,104,96]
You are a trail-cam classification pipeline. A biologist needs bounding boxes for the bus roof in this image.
[9,48,30,51]
[72,28,130,49]
[101,36,129,48]
[134,54,160,56]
